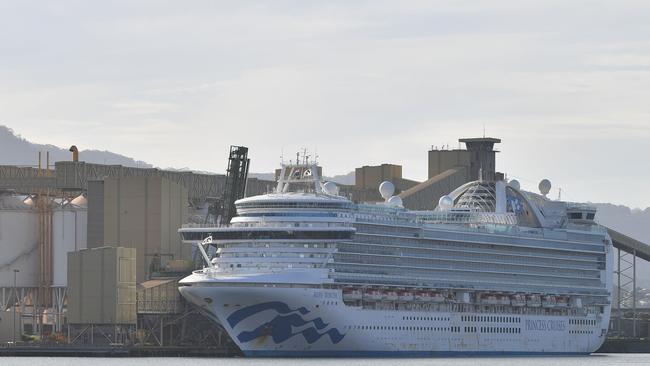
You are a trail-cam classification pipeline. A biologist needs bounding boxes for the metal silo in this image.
[0,192,39,287]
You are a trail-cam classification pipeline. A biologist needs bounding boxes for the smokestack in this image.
[69,145,79,162]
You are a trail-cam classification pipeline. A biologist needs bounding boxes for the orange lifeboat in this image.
[511,294,526,307]
[526,294,542,307]
[363,289,385,302]
[542,295,557,308]
[431,292,445,303]
[498,295,511,306]
[480,294,498,305]
[415,291,433,302]
[384,291,398,301]
[342,287,362,301]
[556,296,569,308]
[398,291,414,302]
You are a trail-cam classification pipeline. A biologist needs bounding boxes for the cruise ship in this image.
[178,155,613,357]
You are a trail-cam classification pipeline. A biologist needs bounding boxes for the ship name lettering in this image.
[526,319,566,331]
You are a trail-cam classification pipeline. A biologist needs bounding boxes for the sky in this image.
[1,1,649,208]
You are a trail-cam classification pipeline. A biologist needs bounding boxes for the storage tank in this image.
[0,192,39,287]
[52,194,88,287]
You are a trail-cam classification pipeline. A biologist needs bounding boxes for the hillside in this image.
[0,125,152,168]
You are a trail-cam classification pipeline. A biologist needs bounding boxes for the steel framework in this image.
[615,247,637,337]
[0,286,67,338]
[221,146,250,224]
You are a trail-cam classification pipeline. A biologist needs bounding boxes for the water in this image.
[1,355,649,366]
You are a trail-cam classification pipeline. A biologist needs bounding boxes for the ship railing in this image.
[566,202,597,211]
[417,212,518,226]
[565,223,608,234]
[182,222,228,228]
[355,216,417,226]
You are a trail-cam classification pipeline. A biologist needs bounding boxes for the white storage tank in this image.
[0,192,39,287]
[52,194,88,287]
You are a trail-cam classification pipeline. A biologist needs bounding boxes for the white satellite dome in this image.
[322,181,339,195]
[539,179,552,196]
[387,195,403,207]
[438,195,454,211]
[379,181,395,200]
[508,179,521,191]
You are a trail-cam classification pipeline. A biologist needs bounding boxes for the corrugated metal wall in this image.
[87,180,104,248]
[67,246,136,324]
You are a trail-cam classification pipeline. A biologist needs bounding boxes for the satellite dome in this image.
[508,179,521,191]
[438,195,454,211]
[538,179,552,196]
[322,181,339,195]
[387,195,403,207]
[379,181,395,200]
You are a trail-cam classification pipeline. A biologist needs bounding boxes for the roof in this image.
[236,192,350,204]
[459,137,502,143]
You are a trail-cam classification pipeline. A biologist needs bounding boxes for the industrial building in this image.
[0,146,267,350]
[343,137,501,210]
[399,137,502,210]
[347,164,419,202]
[87,176,189,282]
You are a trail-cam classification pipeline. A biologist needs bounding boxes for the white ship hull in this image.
[179,284,609,356]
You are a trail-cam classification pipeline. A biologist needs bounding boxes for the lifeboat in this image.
[415,291,433,302]
[556,296,569,308]
[431,292,445,303]
[511,294,526,307]
[385,291,399,301]
[342,287,362,301]
[364,289,385,302]
[498,295,511,306]
[480,294,498,305]
[542,295,557,308]
[526,294,542,307]
[398,291,414,302]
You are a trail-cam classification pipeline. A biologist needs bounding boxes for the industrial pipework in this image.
[69,145,79,162]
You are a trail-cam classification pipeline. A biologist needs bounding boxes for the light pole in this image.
[13,269,19,344]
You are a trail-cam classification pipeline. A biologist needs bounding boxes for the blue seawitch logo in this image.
[226,301,345,345]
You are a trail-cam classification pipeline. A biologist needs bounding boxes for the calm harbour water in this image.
[2,355,650,366]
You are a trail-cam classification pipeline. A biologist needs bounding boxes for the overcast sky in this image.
[1,1,649,208]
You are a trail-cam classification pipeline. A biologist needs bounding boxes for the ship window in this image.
[586,213,595,220]
[569,212,582,219]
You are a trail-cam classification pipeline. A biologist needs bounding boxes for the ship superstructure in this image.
[178,154,612,356]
